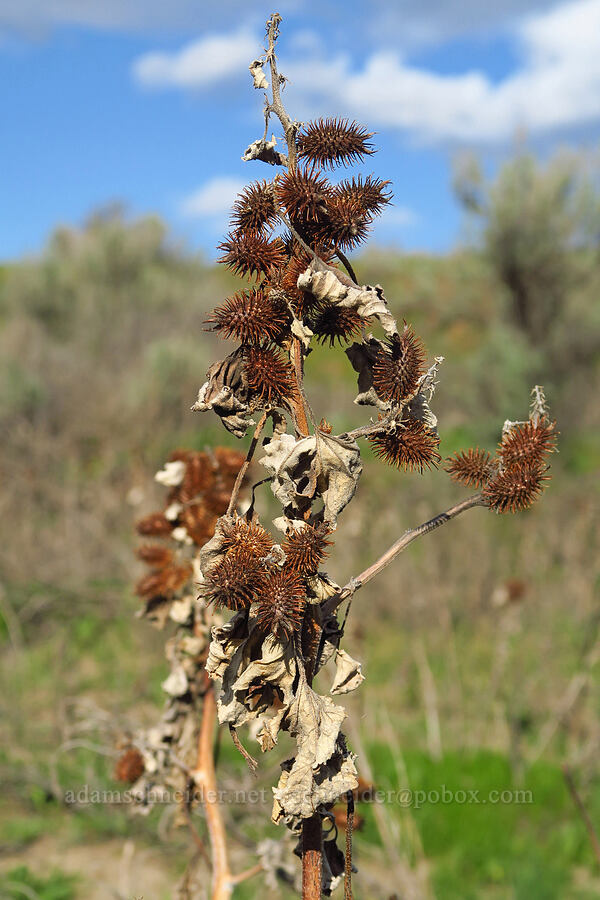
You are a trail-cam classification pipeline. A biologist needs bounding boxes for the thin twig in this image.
[344,790,354,900]
[562,764,600,866]
[322,494,484,618]
[265,13,297,169]
[336,248,359,285]
[227,410,269,516]
[230,862,264,885]
[228,724,258,775]
[180,786,212,868]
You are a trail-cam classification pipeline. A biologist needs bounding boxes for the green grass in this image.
[353,747,600,899]
[0,866,78,900]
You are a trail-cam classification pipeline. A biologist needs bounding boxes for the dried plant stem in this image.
[192,683,233,900]
[562,764,600,866]
[302,812,323,899]
[264,19,312,438]
[180,792,212,868]
[230,862,264,885]
[291,338,311,437]
[323,494,484,618]
[226,410,269,516]
[344,790,354,900]
[228,723,258,774]
[335,248,359,285]
[266,13,297,170]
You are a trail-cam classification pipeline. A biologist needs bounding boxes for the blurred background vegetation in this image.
[0,150,599,899]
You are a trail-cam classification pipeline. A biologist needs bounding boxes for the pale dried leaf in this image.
[271,679,358,820]
[136,595,172,629]
[331,648,364,695]
[249,59,268,90]
[161,665,189,697]
[169,596,193,625]
[155,460,186,487]
[242,134,287,166]
[297,259,398,337]
[291,316,313,349]
[208,617,298,729]
[259,432,362,525]
[408,356,443,431]
[191,348,256,438]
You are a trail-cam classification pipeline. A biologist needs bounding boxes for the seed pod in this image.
[282,523,332,574]
[255,569,307,640]
[368,418,441,473]
[445,448,495,488]
[297,118,375,168]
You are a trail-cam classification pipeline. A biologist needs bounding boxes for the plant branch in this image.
[322,494,484,618]
[265,13,297,170]
[226,410,269,516]
[230,862,264,885]
[335,248,359,285]
[562,764,600,866]
[228,724,258,775]
[302,812,323,899]
[192,683,233,900]
[180,788,212,868]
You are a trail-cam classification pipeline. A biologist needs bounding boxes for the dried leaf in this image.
[169,595,194,625]
[161,665,189,697]
[242,134,287,166]
[249,59,268,90]
[407,356,443,431]
[271,679,358,820]
[331,649,364,695]
[290,316,314,349]
[259,432,362,525]
[191,348,256,438]
[207,614,298,729]
[136,595,173,629]
[297,258,397,337]
[345,338,390,409]
[155,460,186,487]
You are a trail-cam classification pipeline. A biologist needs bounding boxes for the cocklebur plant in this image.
[121,14,557,900]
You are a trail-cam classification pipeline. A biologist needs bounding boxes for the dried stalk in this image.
[562,765,600,866]
[344,790,354,900]
[323,494,484,619]
[192,684,234,900]
[226,410,269,516]
[302,813,324,899]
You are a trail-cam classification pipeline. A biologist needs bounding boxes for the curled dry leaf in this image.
[297,257,397,337]
[408,356,443,431]
[259,431,362,525]
[241,134,287,166]
[331,648,365,695]
[192,348,256,438]
[249,59,268,90]
[206,613,298,729]
[271,677,357,821]
[345,338,390,409]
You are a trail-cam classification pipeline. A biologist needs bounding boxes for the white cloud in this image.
[180,176,246,220]
[379,206,418,228]
[0,0,549,46]
[0,0,263,33]
[133,28,258,88]
[282,0,600,143]
[128,0,600,143]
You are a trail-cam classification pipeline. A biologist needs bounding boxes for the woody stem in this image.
[226,410,269,516]
[322,494,485,618]
[192,683,233,900]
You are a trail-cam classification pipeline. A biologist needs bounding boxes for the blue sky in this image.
[2,0,600,260]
